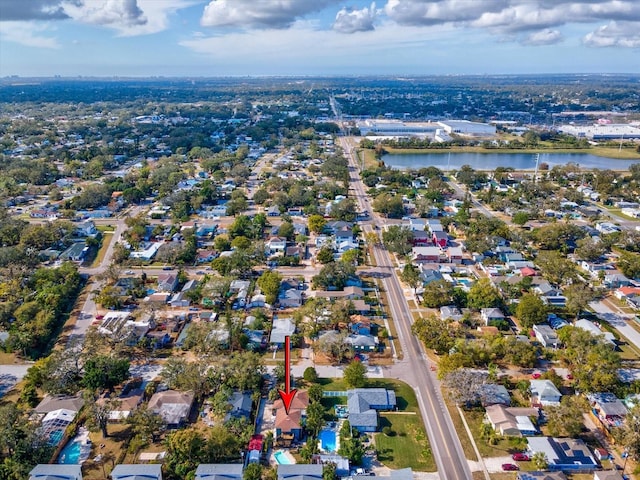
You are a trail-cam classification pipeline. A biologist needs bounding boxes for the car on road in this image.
[512,453,530,461]
[162,266,173,270]
[502,464,519,471]
[95,314,104,320]
[196,271,205,275]
[125,270,134,274]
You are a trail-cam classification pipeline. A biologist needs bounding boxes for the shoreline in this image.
[378,146,640,161]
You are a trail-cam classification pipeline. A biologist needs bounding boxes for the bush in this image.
[303,367,318,383]
[382,426,394,437]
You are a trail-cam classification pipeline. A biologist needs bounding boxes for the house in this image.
[230,280,251,308]
[225,392,253,422]
[533,324,560,348]
[111,464,163,480]
[516,473,567,480]
[615,286,640,302]
[575,319,616,346]
[587,392,628,428]
[267,236,287,255]
[480,308,505,326]
[197,250,218,263]
[530,380,562,406]
[603,273,632,288]
[29,465,82,480]
[534,282,566,307]
[479,384,511,407]
[412,246,442,263]
[447,247,463,264]
[485,404,539,436]
[527,437,597,472]
[594,472,624,480]
[195,464,243,480]
[405,218,427,231]
[412,230,432,246]
[249,292,267,309]
[266,205,281,217]
[59,242,89,262]
[440,306,463,321]
[277,464,323,480]
[148,390,195,427]
[35,394,85,416]
[432,231,448,248]
[279,280,304,308]
[350,315,372,335]
[344,334,378,352]
[75,220,97,237]
[347,388,396,432]
[427,219,443,233]
[312,286,364,301]
[97,389,144,421]
[273,390,309,443]
[169,280,199,308]
[324,220,353,236]
[209,204,229,216]
[157,272,179,292]
[270,317,296,347]
[420,268,444,285]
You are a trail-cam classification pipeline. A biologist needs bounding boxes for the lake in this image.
[381,152,639,171]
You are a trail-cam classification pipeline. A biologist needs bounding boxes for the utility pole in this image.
[533,153,540,184]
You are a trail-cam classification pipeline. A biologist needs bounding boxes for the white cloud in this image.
[383,0,640,47]
[583,20,640,47]
[62,0,197,36]
[523,28,562,45]
[200,0,339,29]
[0,21,60,48]
[70,0,147,27]
[333,2,377,33]
[0,0,73,21]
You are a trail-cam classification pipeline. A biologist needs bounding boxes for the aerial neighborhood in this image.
[1,76,640,480]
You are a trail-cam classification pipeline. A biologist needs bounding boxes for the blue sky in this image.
[0,0,639,77]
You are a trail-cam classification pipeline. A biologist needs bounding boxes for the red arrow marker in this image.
[277,335,297,415]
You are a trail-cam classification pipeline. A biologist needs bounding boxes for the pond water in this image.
[381,152,639,171]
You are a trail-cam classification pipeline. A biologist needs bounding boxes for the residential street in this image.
[340,137,473,480]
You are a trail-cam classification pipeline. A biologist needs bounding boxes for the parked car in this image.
[512,453,530,461]
[502,464,519,471]
[531,372,541,379]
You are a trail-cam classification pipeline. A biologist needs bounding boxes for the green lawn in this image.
[318,378,419,412]
[463,409,528,458]
[375,413,435,471]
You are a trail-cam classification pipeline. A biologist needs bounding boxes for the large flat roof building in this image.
[356,119,496,138]
[558,123,640,141]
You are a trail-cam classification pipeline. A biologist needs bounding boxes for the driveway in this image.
[0,364,31,397]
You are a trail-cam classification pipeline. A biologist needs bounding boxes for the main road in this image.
[339,137,472,480]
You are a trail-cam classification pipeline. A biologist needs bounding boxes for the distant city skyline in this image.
[1,0,639,77]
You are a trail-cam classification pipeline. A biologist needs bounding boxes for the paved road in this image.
[340,137,472,480]
[590,300,640,349]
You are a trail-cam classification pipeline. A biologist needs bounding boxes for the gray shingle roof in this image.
[195,464,243,480]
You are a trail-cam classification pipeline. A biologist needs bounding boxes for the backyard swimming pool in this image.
[58,438,81,464]
[274,450,293,464]
[57,428,91,464]
[319,428,337,452]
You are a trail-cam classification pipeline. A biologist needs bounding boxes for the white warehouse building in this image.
[558,123,640,141]
[357,119,496,138]
[437,120,497,137]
